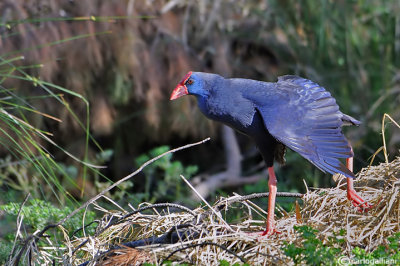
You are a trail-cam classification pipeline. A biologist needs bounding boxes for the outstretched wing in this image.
[249,75,355,178]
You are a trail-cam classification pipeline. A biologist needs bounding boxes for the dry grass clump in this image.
[302,158,400,252]
[70,158,400,265]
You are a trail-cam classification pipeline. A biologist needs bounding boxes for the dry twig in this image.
[71,157,400,265]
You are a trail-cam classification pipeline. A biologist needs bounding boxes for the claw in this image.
[347,189,372,212]
[261,227,281,237]
[247,226,281,240]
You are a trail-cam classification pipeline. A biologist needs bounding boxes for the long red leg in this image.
[346,156,372,211]
[261,167,279,236]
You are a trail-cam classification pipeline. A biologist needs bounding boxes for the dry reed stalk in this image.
[69,156,400,265]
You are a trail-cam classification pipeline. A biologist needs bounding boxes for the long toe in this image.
[347,190,372,212]
[247,226,281,240]
[260,225,281,237]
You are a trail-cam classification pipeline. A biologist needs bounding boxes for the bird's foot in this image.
[247,225,281,239]
[261,227,281,237]
[347,189,372,212]
[261,219,282,237]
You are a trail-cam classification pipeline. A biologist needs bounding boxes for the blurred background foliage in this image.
[0,0,399,222]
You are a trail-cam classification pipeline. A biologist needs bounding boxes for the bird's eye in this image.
[186,79,194,85]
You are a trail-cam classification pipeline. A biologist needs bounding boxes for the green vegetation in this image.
[283,226,400,265]
[0,199,95,264]
[0,10,112,264]
[219,260,250,266]
[283,226,343,265]
[0,241,13,265]
[134,145,198,204]
[92,145,198,205]
[352,232,400,263]
[1,199,95,236]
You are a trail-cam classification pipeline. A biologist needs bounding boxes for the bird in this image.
[170,71,371,236]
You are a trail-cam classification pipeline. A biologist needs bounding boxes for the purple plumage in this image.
[170,71,370,236]
[172,72,358,178]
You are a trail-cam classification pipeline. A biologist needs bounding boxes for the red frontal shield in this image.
[170,71,192,100]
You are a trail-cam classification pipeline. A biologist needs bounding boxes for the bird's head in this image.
[170,71,214,100]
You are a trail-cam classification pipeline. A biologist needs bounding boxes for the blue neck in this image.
[196,95,209,116]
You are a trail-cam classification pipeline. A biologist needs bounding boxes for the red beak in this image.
[170,71,192,100]
[170,84,188,100]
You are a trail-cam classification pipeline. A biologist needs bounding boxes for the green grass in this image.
[0,15,119,265]
[0,199,96,264]
[283,225,400,265]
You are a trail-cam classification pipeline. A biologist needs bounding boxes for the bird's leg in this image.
[261,167,279,236]
[346,156,372,211]
[346,156,353,172]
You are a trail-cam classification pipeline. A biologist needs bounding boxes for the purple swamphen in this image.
[170,72,371,236]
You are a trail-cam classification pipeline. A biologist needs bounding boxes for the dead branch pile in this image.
[69,158,399,265]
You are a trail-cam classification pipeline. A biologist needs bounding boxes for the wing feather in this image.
[251,75,356,178]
